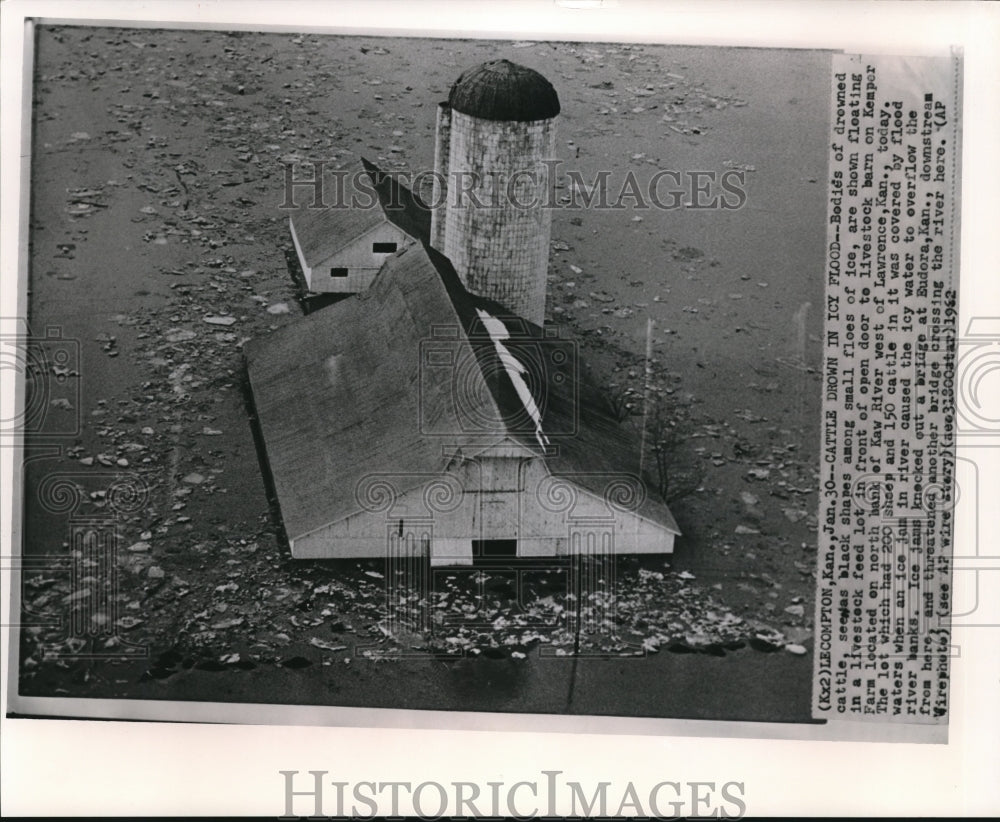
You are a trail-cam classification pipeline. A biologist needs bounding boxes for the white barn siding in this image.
[289,454,675,561]
[295,220,412,294]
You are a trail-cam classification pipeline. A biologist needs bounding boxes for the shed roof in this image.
[288,159,431,267]
[449,59,561,122]
[246,242,678,540]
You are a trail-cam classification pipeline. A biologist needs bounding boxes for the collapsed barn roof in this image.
[245,242,678,541]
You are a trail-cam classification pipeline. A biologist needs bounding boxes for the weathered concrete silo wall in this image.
[443,109,556,325]
[430,103,452,251]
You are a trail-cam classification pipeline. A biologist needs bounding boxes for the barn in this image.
[287,158,431,294]
[251,58,680,562]
[246,241,679,563]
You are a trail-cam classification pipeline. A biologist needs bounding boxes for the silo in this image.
[437,59,560,326]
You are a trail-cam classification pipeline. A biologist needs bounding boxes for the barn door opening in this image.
[473,539,517,559]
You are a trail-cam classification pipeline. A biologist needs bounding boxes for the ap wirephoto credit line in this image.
[813,52,961,725]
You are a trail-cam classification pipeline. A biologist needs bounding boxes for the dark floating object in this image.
[140,666,176,681]
[749,636,781,653]
[155,650,183,668]
[280,656,313,669]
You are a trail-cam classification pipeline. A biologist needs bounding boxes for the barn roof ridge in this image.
[246,241,678,540]
[360,157,432,243]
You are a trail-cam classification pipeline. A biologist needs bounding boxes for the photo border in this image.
[2,0,998,816]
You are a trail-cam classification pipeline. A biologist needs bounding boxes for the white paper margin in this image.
[2,0,998,816]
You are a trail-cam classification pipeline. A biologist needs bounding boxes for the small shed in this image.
[246,241,680,563]
[288,159,431,294]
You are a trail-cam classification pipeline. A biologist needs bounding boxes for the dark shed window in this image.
[330,267,349,278]
[372,241,398,254]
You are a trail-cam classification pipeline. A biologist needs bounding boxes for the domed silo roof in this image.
[448,59,560,122]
